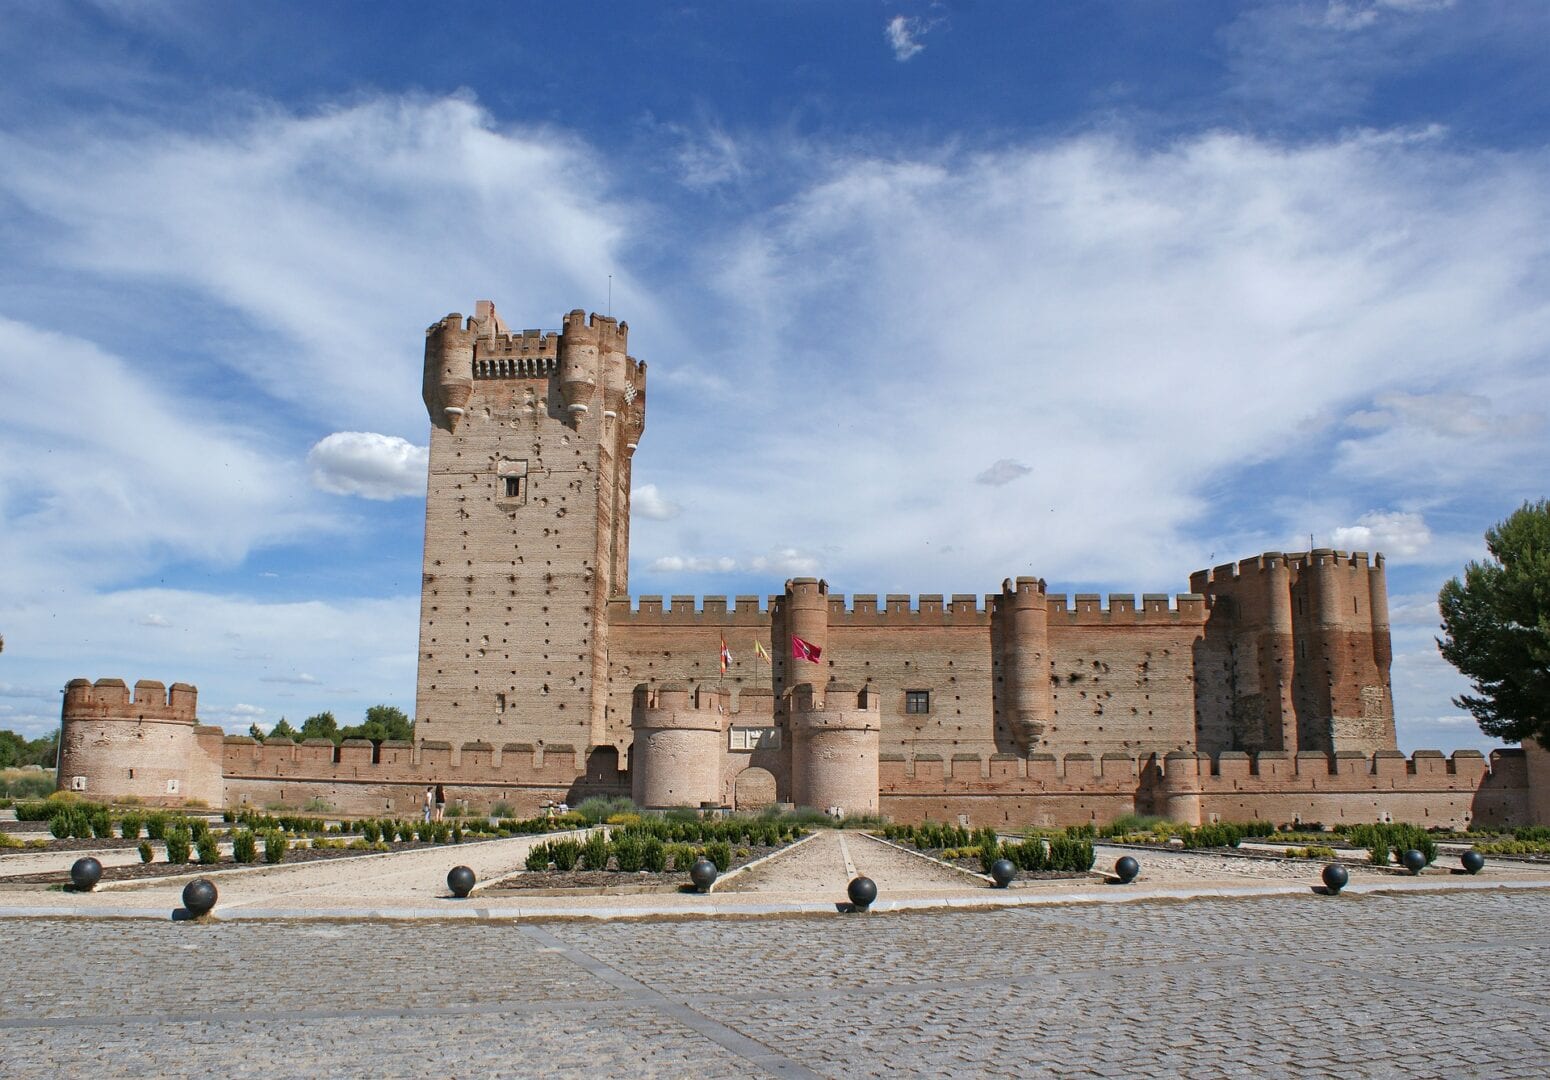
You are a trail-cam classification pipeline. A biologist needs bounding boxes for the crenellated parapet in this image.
[56,677,219,805]
[62,677,198,723]
[630,682,731,808]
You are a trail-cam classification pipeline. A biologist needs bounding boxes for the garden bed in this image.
[485,840,798,893]
[1,841,452,886]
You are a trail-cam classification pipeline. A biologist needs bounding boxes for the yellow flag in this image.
[753,640,771,662]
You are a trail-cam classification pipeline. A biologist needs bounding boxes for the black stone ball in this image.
[989,858,1017,888]
[689,857,718,893]
[847,875,878,910]
[1461,849,1485,875]
[1401,849,1427,875]
[70,856,102,892]
[1322,862,1349,894]
[447,865,476,898]
[182,878,217,917]
[1114,856,1140,884]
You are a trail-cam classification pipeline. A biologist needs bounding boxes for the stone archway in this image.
[733,767,777,812]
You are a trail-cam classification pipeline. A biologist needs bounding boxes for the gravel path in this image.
[720,830,978,896]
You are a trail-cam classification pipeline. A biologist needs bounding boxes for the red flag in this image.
[719,637,732,675]
[791,635,822,663]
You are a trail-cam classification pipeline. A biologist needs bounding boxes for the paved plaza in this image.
[4,888,1548,1078]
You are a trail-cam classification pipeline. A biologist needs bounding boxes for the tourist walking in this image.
[423,785,434,823]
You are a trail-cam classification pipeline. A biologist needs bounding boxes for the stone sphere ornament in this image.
[689,857,718,893]
[447,865,476,898]
[1321,862,1349,894]
[70,856,103,892]
[847,876,878,911]
[1401,849,1427,875]
[1461,849,1485,875]
[989,858,1017,888]
[181,878,218,918]
[1114,856,1140,884]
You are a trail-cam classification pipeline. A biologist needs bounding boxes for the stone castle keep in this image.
[57,302,1550,827]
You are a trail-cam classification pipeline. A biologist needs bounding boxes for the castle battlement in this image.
[1043,593,1207,624]
[62,677,198,722]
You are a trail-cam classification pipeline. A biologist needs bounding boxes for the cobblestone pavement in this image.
[4,889,1547,1078]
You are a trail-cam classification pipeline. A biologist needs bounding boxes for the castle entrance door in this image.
[733,767,777,811]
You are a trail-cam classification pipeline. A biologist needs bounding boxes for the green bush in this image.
[525,844,551,871]
[196,832,220,864]
[704,839,732,872]
[580,831,611,870]
[612,834,645,872]
[1048,835,1095,872]
[138,840,153,863]
[642,837,667,872]
[164,826,192,864]
[491,802,514,819]
[263,830,288,864]
[145,812,170,841]
[48,813,73,840]
[575,796,635,825]
[548,838,581,871]
[90,810,113,839]
[119,813,142,840]
[232,830,258,863]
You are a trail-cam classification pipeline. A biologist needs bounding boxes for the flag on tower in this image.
[719,637,732,675]
[791,635,822,663]
[753,640,770,663]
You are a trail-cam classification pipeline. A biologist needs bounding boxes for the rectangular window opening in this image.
[905,690,931,714]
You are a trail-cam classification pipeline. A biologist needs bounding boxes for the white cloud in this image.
[1330,511,1432,557]
[647,548,818,577]
[633,483,682,521]
[885,16,927,61]
[138,614,171,628]
[308,431,428,500]
[1346,390,1541,438]
[976,459,1032,486]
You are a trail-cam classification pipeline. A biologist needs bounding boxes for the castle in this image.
[56,303,1550,827]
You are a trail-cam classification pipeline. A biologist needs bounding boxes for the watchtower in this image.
[416,302,647,754]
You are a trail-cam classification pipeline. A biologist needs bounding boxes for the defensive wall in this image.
[57,676,1550,827]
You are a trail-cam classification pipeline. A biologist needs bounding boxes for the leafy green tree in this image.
[299,711,341,744]
[1437,499,1550,743]
[268,717,301,742]
[0,729,57,769]
[340,705,413,743]
[248,723,266,742]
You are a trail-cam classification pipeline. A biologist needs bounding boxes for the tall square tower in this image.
[416,302,645,754]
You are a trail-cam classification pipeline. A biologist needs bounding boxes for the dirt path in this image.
[720,830,980,896]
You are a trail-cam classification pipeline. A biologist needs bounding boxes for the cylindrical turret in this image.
[1368,552,1391,670]
[630,684,728,809]
[785,578,829,665]
[422,314,475,431]
[1001,577,1053,751]
[788,684,880,815]
[1261,554,1297,753]
[1158,751,1205,826]
[558,309,598,417]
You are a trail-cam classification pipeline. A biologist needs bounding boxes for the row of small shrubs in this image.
[880,822,992,850]
[1284,846,1338,860]
[1343,823,1438,866]
[227,810,326,834]
[610,817,804,847]
[524,834,736,873]
[982,835,1096,874]
[16,797,112,822]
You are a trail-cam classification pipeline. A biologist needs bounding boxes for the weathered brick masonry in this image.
[55,302,1550,826]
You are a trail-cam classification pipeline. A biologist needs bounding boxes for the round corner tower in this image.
[56,677,221,805]
[788,683,881,815]
[631,683,729,809]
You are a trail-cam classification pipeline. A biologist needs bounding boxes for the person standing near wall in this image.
[423,785,434,823]
[434,783,446,822]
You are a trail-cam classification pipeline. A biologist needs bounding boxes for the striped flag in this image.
[753,640,771,663]
[720,637,732,675]
[791,635,822,663]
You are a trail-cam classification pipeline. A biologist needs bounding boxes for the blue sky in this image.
[1,1,1546,754]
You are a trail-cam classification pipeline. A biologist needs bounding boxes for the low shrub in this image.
[263,830,289,864]
[526,844,551,871]
[138,840,153,863]
[119,814,143,840]
[548,838,581,871]
[576,796,636,825]
[704,839,732,872]
[196,833,220,864]
[580,831,611,871]
[642,837,667,872]
[301,797,332,813]
[1286,846,1337,860]
[491,802,515,819]
[145,813,170,841]
[164,826,192,864]
[612,834,645,872]
[231,830,258,863]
